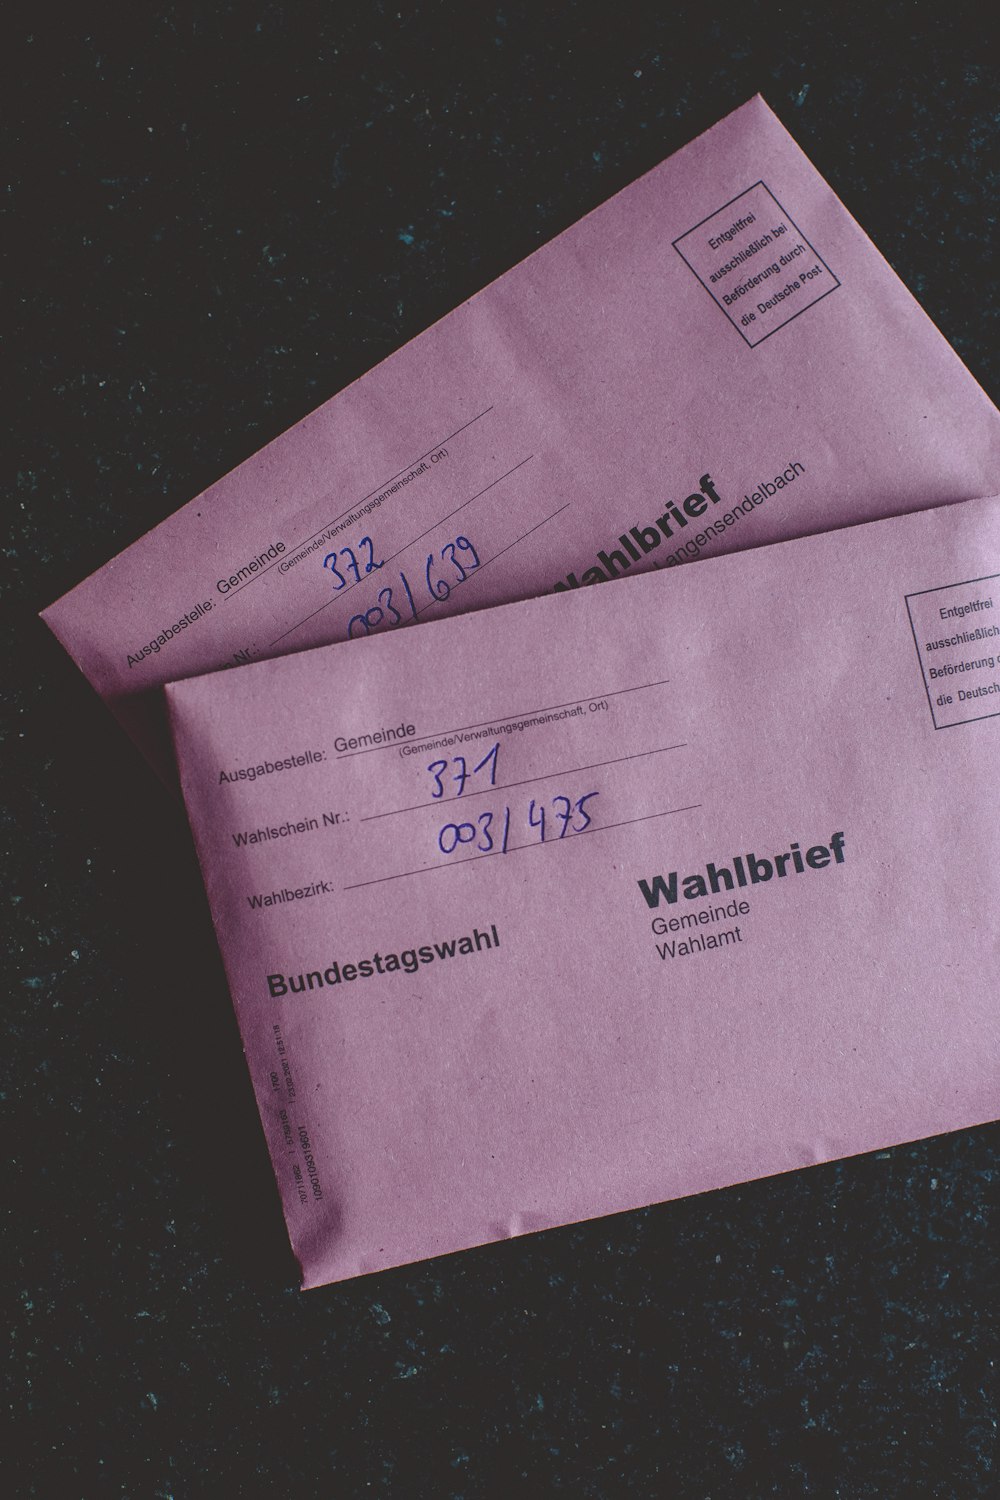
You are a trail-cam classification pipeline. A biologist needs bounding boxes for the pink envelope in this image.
[167,494,1000,1288]
[43,97,1000,780]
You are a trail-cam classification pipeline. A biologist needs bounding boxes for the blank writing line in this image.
[361,744,688,821]
[343,803,702,890]
[337,679,671,759]
[224,406,494,599]
[267,455,534,647]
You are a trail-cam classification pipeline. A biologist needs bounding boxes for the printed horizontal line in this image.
[267,455,534,647]
[934,711,1000,729]
[904,570,1000,602]
[361,744,689,821]
[336,679,672,759]
[224,406,494,599]
[671,180,767,247]
[344,803,702,890]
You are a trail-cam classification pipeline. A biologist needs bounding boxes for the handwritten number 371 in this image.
[426,743,499,800]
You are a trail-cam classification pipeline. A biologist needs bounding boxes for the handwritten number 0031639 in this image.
[346,536,480,639]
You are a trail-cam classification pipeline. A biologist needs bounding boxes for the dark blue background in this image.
[6,4,997,1495]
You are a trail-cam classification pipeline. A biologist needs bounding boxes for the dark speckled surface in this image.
[5,4,998,1496]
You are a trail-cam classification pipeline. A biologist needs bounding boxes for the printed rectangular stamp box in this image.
[673,181,840,346]
[905,572,1000,728]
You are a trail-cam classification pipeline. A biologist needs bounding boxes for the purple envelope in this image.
[167,495,1000,1287]
[43,97,1000,778]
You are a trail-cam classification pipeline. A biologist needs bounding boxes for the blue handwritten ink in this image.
[347,534,480,639]
[436,790,599,857]
[324,536,385,591]
[426,742,499,799]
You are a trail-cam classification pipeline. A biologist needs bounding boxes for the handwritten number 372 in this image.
[323,537,384,589]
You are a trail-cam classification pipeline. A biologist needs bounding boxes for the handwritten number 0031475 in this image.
[437,792,599,856]
[424,743,600,858]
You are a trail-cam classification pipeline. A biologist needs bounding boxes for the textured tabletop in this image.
[6,4,997,1496]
